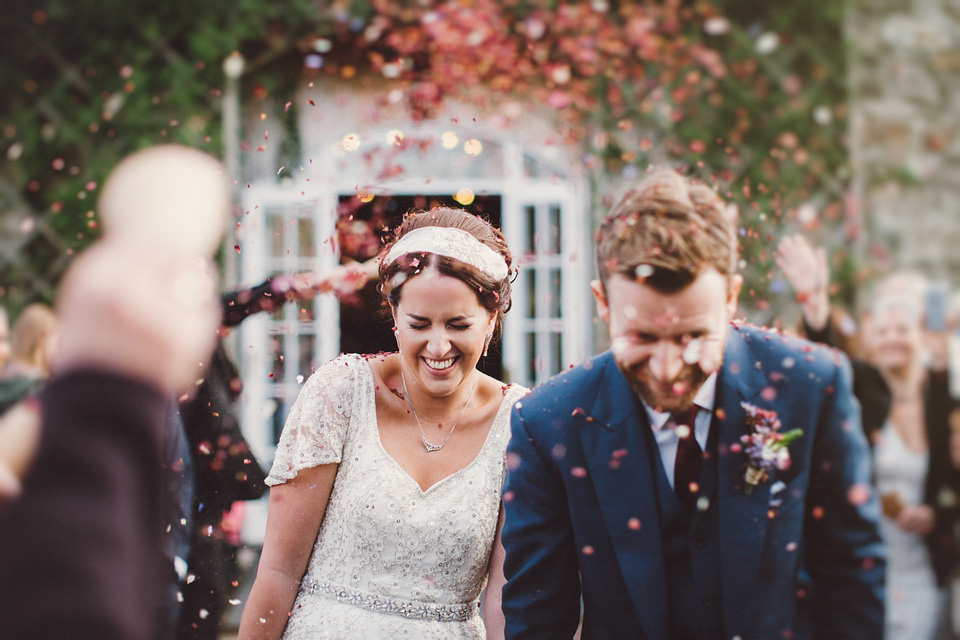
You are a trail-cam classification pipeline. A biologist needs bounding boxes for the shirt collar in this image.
[643,371,718,432]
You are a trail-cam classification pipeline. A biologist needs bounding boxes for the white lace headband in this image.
[383,226,509,281]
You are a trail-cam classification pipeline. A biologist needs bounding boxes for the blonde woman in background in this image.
[0,303,58,414]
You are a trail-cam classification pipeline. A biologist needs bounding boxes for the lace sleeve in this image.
[265,354,360,486]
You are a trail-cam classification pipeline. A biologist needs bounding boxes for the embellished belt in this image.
[301,576,480,622]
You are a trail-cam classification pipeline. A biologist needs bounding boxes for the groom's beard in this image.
[617,360,708,414]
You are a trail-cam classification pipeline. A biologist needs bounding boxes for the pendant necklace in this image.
[400,366,478,452]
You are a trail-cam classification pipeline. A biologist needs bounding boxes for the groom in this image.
[500,170,885,639]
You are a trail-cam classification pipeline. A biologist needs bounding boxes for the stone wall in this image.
[848,0,960,294]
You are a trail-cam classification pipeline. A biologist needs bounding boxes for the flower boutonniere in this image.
[739,402,803,494]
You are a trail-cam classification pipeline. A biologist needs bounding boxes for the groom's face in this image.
[591,267,741,413]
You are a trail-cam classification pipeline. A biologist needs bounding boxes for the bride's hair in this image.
[379,207,514,338]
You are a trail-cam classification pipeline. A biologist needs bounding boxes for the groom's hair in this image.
[595,169,738,294]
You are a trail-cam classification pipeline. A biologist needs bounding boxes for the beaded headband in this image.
[383,226,509,281]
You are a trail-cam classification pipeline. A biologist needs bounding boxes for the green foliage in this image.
[1,0,849,322]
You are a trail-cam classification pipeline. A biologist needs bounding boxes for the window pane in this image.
[527,332,537,385]
[269,334,285,383]
[548,205,562,254]
[266,210,285,257]
[526,268,537,319]
[550,268,562,318]
[298,297,315,324]
[298,215,315,257]
[299,334,316,379]
[271,398,286,444]
[525,205,536,254]
[552,331,563,376]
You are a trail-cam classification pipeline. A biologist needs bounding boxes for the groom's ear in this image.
[590,279,611,325]
[725,274,743,320]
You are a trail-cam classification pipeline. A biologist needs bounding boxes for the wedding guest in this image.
[0,303,58,414]
[501,170,885,639]
[0,143,228,640]
[779,235,959,639]
[239,207,526,639]
[0,240,220,640]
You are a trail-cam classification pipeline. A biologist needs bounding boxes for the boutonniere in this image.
[739,402,803,494]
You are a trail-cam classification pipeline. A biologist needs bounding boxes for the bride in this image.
[239,207,527,639]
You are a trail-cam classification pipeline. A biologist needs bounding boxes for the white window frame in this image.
[501,144,591,387]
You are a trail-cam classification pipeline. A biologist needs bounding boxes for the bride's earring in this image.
[394,328,401,351]
[483,332,493,358]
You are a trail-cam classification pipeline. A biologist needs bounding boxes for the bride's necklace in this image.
[399,366,478,453]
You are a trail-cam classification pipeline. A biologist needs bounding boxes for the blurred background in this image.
[4,0,960,636]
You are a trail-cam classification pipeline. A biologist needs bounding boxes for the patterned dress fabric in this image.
[266,354,527,639]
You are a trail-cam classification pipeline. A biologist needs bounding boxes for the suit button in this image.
[702,595,715,606]
[693,536,707,548]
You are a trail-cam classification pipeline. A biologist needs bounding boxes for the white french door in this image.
[501,179,590,388]
[236,185,339,467]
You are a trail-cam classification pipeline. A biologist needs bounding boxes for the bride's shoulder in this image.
[480,375,528,411]
[300,353,370,393]
[501,379,530,401]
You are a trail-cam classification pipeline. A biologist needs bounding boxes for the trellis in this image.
[0,18,228,316]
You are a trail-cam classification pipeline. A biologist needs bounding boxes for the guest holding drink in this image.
[779,235,960,639]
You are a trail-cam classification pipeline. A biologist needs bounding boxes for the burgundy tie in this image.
[671,405,702,510]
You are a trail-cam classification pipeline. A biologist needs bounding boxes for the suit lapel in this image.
[716,327,776,628]
[578,353,668,640]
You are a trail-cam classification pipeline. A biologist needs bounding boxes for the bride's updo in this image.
[379,207,513,337]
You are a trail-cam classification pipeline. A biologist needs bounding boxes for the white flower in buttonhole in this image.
[740,403,803,494]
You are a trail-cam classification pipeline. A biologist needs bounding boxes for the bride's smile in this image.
[393,268,496,402]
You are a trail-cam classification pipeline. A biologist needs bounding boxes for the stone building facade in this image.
[848,0,960,298]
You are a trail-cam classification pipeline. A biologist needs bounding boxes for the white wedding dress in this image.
[874,421,948,640]
[265,354,527,639]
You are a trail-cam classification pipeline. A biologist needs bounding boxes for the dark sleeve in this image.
[0,370,168,640]
[924,370,960,585]
[805,356,886,638]
[802,317,834,348]
[803,318,890,439]
[501,405,582,639]
[179,343,266,525]
[220,276,296,327]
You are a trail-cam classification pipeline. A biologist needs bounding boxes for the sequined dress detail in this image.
[266,354,526,639]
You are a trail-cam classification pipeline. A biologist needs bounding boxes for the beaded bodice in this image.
[266,354,526,637]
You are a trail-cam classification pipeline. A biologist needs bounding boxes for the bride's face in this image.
[393,269,495,400]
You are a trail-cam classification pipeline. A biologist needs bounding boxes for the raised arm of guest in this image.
[221,259,378,328]
[776,233,831,338]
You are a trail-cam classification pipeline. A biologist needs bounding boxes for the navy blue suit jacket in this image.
[501,323,885,639]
